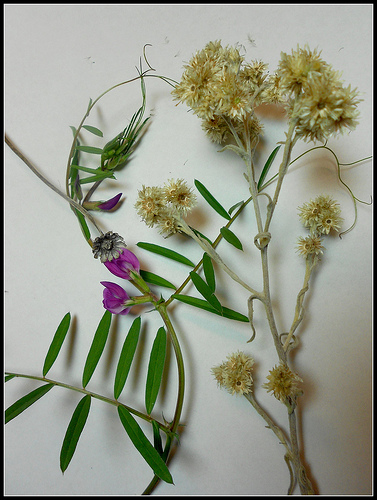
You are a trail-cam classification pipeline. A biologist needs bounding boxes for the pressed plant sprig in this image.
[5,41,371,495]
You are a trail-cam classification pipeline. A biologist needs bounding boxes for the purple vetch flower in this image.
[97,193,122,211]
[104,248,140,280]
[101,281,132,315]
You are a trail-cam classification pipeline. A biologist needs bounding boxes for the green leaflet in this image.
[82,310,112,388]
[5,384,54,424]
[114,317,141,400]
[145,327,167,415]
[78,173,116,184]
[60,395,91,473]
[43,312,71,377]
[74,209,91,242]
[194,179,231,220]
[257,145,281,192]
[5,374,16,383]
[137,242,195,267]
[172,294,249,322]
[228,200,245,215]
[75,145,103,155]
[139,270,176,290]
[152,420,163,456]
[117,406,173,484]
[202,253,216,293]
[82,125,104,137]
[220,226,243,250]
[189,271,222,314]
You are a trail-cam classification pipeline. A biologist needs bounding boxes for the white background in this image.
[5,4,372,496]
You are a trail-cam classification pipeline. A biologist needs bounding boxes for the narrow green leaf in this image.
[202,253,216,292]
[189,271,222,313]
[5,384,54,424]
[194,179,231,220]
[82,310,112,388]
[82,125,104,137]
[114,317,141,400]
[43,312,71,377]
[137,242,195,267]
[60,395,91,473]
[78,173,116,184]
[152,420,163,456]
[74,209,91,242]
[75,145,103,155]
[220,226,243,250]
[139,270,176,290]
[172,294,249,322]
[5,374,16,383]
[70,164,103,174]
[117,406,173,484]
[257,145,281,191]
[145,327,167,415]
[228,200,244,215]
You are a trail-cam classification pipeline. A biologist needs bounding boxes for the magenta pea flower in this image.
[97,193,123,211]
[104,248,140,280]
[101,281,132,315]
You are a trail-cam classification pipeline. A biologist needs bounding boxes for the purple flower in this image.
[97,193,122,211]
[101,281,132,315]
[104,248,140,280]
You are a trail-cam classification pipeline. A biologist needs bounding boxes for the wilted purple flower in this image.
[97,193,122,211]
[101,281,132,315]
[104,248,140,280]
[92,231,127,263]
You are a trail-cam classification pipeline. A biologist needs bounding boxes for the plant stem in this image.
[5,371,171,434]
[5,134,104,237]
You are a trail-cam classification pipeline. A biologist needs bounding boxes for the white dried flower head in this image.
[298,195,343,235]
[155,208,182,236]
[163,178,197,214]
[134,185,165,227]
[212,351,254,395]
[296,235,324,258]
[263,363,303,404]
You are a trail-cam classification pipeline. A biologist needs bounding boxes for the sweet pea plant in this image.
[5,41,371,495]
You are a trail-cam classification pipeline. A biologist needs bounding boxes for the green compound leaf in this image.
[5,384,54,424]
[172,294,249,322]
[82,310,112,388]
[137,242,195,267]
[43,312,71,377]
[117,405,173,484]
[75,145,103,155]
[257,145,281,191]
[82,125,104,137]
[60,395,91,473]
[202,253,216,293]
[189,271,222,313]
[139,270,176,289]
[114,317,141,400]
[194,179,231,220]
[145,327,167,415]
[220,226,243,250]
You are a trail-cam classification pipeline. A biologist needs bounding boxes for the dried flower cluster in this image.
[212,351,254,395]
[298,194,343,236]
[172,40,282,143]
[263,363,303,404]
[296,195,343,259]
[278,45,361,142]
[173,41,360,145]
[135,178,196,235]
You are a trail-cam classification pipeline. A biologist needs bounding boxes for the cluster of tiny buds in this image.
[92,231,127,263]
[296,194,343,259]
[135,178,196,235]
